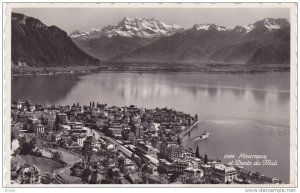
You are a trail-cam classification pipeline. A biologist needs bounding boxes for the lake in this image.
[12,72,290,182]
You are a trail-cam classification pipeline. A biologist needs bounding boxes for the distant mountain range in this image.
[71,17,290,65]
[11,13,290,67]
[11,12,99,67]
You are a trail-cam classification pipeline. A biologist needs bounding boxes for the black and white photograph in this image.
[3,2,297,188]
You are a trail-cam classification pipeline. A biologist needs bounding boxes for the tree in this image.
[195,146,200,158]
[92,101,95,108]
[101,125,109,134]
[134,157,142,168]
[58,139,68,149]
[195,114,198,120]
[131,153,142,168]
[82,136,93,162]
[52,151,62,162]
[177,136,181,146]
[82,168,91,183]
[141,164,149,173]
[124,174,133,184]
[40,176,50,184]
[170,172,180,183]
[27,122,37,133]
[25,100,31,109]
[11,131,16,141]
[19,137,36,155]
[23,123,28,131]
[117,156,125,167]
[54,113,60,132]
[89,170,98,184]
[204,154,208,164]
[107,168,113,180]
[90,101,92,108]
[41,115,48,126]
[105,129,113,137]
[102,158,109,168]
[131,152,136,160]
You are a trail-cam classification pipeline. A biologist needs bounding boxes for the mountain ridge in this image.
[109,18,290,64]
[12,12,100,67]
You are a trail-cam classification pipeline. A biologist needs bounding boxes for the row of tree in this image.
[195,146,208,163]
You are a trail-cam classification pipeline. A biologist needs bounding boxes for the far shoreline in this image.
[11,63,290,77]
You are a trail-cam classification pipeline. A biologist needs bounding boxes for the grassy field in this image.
[49,148,82,164]
[14,155,66,173]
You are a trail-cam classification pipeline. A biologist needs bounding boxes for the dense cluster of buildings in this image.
[11,100,281,184]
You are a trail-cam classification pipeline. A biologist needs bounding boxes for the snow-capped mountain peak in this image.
[232,18,289,35]
[263,18,280,30]
[249,18,289,32]
[70,17,185,40]
[244,24,254,33]
[193,24,211,30]
[104,16,186,38]
[192,24,228,31]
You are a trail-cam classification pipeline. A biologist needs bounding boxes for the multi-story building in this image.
[36,124,45,134]
[160,141,184,159]
[184,167,203,179]
[77,134,87,147]
[27,117,38,124]
[91,138,101,149]
[160,141,176,156]
[172,159,189,173]
[108,125,122,138]
[199,164,213,176]
[135,125,144,138]
[213,163,237,183]
[128,132,136,144]
[54,133,62,142]
[41,148,53,159]
[58,113,68,124]
[181,152,192,160]
[136,142,157,156]
[151,135,160,149]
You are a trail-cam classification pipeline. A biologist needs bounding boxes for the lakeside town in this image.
[11,100,282,184]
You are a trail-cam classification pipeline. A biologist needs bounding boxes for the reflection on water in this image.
[12,72,290,125]
[12,72,290,182]
[12,74,80,104]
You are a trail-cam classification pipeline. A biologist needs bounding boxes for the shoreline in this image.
[11,67,290,77]
[11,63,290,77]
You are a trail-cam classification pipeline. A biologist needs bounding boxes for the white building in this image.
[184,167,203,179]
[77,135,87,147]
[213,163,237,183]
[36,124,45,134]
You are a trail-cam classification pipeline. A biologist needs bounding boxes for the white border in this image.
[2,2,298,188]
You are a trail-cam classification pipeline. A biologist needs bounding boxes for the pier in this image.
[178,120,200,139]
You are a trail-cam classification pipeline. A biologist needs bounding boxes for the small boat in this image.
[195,130,210,141]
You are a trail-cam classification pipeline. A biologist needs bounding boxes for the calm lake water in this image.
[12,72,290,182]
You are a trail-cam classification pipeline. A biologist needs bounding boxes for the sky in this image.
[13,8,290,33]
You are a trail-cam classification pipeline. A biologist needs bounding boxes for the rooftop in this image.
[214,163,236,172]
